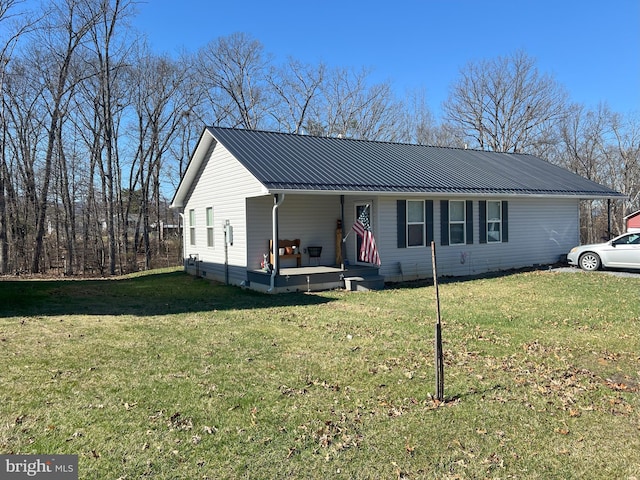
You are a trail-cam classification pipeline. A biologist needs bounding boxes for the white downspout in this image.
[269,193,285,292]
[178,212,185,269]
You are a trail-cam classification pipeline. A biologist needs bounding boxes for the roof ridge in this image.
[206,125,533,157]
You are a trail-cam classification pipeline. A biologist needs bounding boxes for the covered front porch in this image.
[242,192,385,293]
[246,264,383,294]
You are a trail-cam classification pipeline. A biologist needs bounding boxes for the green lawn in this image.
[1,268,638,479]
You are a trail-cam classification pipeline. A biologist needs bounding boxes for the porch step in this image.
[344,275,385,292]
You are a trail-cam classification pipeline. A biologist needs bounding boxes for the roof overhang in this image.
[170,128,216,210]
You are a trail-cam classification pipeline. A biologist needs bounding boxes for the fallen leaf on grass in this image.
[605,381,631,391]
[482,453,504,467]
[65,431,83,442]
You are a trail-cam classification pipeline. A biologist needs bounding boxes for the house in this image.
[170,127,624,293]
[624,210,640,233]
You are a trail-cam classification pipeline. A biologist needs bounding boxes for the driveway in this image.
[552,266,640,278]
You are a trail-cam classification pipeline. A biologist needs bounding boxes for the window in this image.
[480,201,508,244]
[397,200,433,248]
[449,200,466,245]
[189,209,196,246]
[206,207,214,247]
[487,201,502,242]
[407,200,425,247]
[616,233,640,245]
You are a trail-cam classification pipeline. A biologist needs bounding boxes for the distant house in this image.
[170,127,624,293]
[625,211,640,233]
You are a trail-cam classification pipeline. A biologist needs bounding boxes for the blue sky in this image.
[132,0,639,118]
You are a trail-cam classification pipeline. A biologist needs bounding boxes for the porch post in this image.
[269,193,285,292]
[341,195,348,269]
[273,194,281,273]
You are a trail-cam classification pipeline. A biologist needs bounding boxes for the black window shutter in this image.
[466,200,473,244]
[440,200,449,246]
[426,200,434,245]
[502,201,509,243]
[479,200,487,244]
[397,200,406,248]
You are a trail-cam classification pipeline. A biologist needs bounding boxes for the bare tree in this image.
[195,32,272,129]
[129,48,191,270]
[2,57,48,273]
[396,88,436,144]
[556,103,613,242]
[267,58,325,134]
[606,111,640,232]
[558,103,610,180]
[0,0,39,273]
[395,88,463,147]
[83,0,135,275]
[167,55,202,181]
[308,66,404,141]
[443,50,568,153]
[27,0,103,273]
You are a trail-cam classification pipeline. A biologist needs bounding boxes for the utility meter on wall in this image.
[224,220,233,245]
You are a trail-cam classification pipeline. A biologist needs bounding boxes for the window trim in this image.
[486,200,502,243]
[480,200,509,244]
[189,209,196,246]
[206,207,214,248]
[407,200,426,247]
[448,200,466,245]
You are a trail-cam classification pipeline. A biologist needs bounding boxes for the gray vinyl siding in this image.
[377,198,430,279]
[182,140,265,285]
[376,196,579,282]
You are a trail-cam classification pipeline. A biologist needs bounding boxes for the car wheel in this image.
[579,252,601,271]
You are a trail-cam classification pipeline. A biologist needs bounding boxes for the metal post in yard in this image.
[607,199,612,239]
[431,241,444,402]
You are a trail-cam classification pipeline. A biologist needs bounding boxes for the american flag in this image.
[352,207,381,266]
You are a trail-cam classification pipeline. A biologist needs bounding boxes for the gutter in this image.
[262,188,625,200]
[268,193,285,292]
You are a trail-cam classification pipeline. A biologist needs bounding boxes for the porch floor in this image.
[246,264,382,293]
[279,265,344,275]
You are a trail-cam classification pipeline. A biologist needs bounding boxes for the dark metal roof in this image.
[206,126,624,198]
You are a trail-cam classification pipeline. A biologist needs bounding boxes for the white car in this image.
[567,232,640,271]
